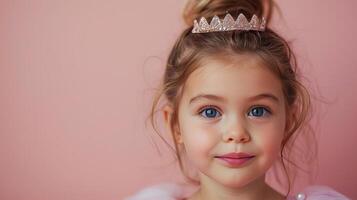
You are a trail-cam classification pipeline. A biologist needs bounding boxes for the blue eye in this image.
[248,106,271,117]
[199,106,221,119]
[198,106,271,119]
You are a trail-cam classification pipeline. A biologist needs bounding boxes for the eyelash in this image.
[197,105,272,119]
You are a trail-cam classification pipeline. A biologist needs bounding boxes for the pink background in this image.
[1,0,356,199]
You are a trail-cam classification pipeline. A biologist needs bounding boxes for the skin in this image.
[163,54,287,200]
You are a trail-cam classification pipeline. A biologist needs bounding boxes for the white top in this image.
[124,182,351,200]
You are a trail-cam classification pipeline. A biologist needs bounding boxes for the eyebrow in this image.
[189,93,280,105]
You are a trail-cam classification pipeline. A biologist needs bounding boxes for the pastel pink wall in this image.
[0,0,356,199]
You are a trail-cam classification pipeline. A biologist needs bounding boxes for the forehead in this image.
[182,55,283,104]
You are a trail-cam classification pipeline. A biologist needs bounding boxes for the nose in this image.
[222,117,250,143]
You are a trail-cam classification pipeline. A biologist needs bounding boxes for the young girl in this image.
[125,0,350,199]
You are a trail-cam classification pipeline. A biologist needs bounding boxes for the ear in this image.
[163,104,183,144]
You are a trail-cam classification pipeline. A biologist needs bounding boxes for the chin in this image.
[214,172,258,188]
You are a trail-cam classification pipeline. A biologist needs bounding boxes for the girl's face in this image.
[165,54,287,188]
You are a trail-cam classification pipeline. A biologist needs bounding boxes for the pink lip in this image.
[216,152,255,159]
[216,157,254,167]
[215,152,255,167]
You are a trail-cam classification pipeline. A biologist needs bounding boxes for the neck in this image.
[195,173,275,200]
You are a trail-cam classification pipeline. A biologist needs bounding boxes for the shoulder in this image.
[289,185,351,200]
[123,182,196,200]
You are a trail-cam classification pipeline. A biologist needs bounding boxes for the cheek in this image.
[181,122,219,161]
[261,136,282,156]
[255,122,285,158]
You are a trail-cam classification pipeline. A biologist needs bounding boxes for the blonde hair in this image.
[147,0,318,198]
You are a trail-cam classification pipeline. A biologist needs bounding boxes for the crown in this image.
[192,13,266,33]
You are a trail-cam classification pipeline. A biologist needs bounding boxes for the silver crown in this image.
[192,13,266,33]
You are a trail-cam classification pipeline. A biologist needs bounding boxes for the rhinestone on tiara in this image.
[192,13,266,33]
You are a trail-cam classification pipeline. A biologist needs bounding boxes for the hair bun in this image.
[182,0,272,27]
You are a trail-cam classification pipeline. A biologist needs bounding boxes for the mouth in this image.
[215,155,255,159]
[215,156,255,167]
[215,152,255,159]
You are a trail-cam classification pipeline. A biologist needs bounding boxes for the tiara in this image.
[192,13,266,33]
